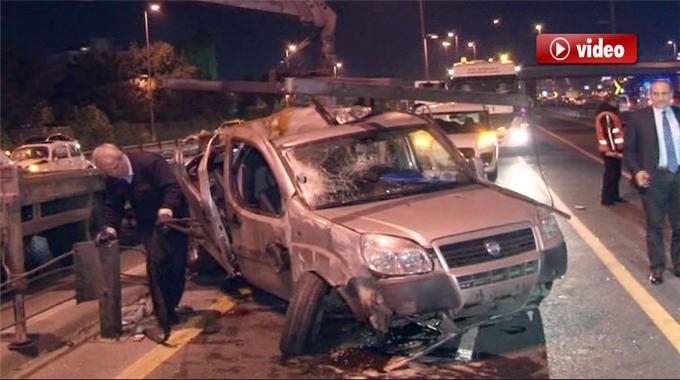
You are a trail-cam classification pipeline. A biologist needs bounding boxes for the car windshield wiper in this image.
[316,181,462,209]
[317,190,410,209]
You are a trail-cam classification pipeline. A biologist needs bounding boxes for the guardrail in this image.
[83,138,186,158]
[535,104,598,121]
[0,165,104,349]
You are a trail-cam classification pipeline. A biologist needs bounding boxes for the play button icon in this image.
[549,37,570,61]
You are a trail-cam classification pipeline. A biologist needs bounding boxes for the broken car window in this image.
[282,127,472,209]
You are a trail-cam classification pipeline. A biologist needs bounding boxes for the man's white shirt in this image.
[652,106,680,168]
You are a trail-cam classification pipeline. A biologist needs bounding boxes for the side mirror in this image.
[470,157,485,179]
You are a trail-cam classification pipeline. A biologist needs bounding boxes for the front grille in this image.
[458,148,475,159]
[439,228,536,268]
[457,260,539,289]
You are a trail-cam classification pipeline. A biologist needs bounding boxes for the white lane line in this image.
[533,124,632,180]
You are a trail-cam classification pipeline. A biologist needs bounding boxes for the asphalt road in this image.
[22,112,680,379]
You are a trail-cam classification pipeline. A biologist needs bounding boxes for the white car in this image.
[416,103,499,181]
[10,135,94,173]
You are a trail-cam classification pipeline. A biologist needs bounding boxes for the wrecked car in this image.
[173,105,567,356]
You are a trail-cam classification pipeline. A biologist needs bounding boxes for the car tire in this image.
[279,272,329,356]
[486,168,498,182]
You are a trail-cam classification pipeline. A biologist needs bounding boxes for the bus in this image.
[447,60,529,147]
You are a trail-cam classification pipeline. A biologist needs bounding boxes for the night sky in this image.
[2,1,679,80]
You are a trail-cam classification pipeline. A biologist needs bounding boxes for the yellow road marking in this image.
[116,296,237,379]
[520,157,680,355]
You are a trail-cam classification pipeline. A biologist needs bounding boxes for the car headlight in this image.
[361,234,433,277]
[509,127,530,145]
[538,209,562,246]
[27,164,40,173]
[477,131,497,149]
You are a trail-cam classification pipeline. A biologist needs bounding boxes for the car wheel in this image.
[486,168,498,182]
[279,272,329,356]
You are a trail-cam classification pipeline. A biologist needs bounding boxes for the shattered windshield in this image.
[282,127,472,209]
[10,146,49,161]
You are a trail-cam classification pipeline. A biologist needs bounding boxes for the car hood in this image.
[315,185,536,246]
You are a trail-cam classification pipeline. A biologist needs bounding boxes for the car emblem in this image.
[484,240,502,258]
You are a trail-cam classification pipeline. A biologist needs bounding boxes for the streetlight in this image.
[333,61,343,77]
[467,41,477,60]
[449,31,459,61]
[534,23,543,34]
[144,2,161,142]
[492,18,501,26]
[442,40,451,55]
[284,43,297,67]
[667,40,678,59]
[422,33,439,79]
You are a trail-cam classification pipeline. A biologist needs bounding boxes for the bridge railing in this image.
[1,164,104,348]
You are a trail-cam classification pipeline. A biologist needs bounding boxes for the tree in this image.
[123,41,197,121]
[1,47,59,129]
[70,105,114,149]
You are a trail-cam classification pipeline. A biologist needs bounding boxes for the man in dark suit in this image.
[624,80,680,285]
[92,143,188,340]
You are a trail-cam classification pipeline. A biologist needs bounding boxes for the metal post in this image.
[608,0,616,34]
[74,241,100,303]
[144,10,157,142]
[98,241,121,339]
[419,0,429,80]
[1,163,32,350]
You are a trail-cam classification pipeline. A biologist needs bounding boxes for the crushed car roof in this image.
[220,106,430,149]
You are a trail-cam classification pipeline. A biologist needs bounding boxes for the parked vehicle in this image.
[10,135,94,173]
[175,104,567,356]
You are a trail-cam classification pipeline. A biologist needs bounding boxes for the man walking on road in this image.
[92,143,188,341]
[624,80,680,285]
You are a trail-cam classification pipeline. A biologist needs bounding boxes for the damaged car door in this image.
[223,133,293,300]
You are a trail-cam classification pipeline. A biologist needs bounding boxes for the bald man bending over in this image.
[92,144,188,341]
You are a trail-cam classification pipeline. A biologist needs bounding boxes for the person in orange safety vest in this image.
[595,98,626,206]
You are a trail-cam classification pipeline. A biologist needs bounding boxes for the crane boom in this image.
[198,0,337,74]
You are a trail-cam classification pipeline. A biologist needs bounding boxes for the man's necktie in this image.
[662,110,678,173]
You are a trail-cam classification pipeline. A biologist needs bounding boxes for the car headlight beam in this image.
[477,131,497,149]
[361,234,433,277]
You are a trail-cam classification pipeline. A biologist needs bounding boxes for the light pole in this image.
[333,62,343,77]
[144,3,160,142]
[667,40,678,59]
[448,31,459,62]
[467,41,477,60]
[422,33,439,80]
[419,0,429,79]
[285,44,297,67]
[442,40,451,56]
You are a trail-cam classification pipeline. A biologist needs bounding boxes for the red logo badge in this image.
[537,34,637,64]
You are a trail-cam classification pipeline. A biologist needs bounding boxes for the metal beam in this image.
[519,61,680,79]
[162,78,532,107]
